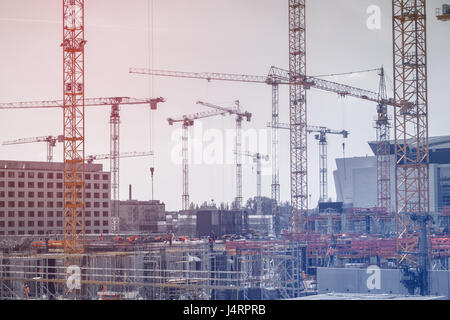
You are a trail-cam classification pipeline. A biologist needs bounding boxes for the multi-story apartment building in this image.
[0,160,111,236]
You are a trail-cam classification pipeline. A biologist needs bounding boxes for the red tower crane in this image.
[2,135,64,162]
[196,100,252,209]
[168,109,230,212]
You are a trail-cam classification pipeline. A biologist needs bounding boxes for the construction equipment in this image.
[235,151,270,216]
[375,67,391,214]
[393,0,430,295]
[268,123,349,204]
[62,0,86,254]
[129,66,396,235]
[0,96,165,234]
[436,4,450,21]
[168,109,230,211]
[2,135,64,162]
[86,151,154,164]
[196,100,252,209]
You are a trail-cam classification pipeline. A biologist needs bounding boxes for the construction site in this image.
[0,1,449,301]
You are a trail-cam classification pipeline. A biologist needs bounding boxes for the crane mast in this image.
[62,0,86,254]
[168,109,229,211]
[196,100,252,209]
[392,0,430,295]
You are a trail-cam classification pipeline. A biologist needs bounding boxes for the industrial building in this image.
[0,160,111,236]
[334,136,450,214]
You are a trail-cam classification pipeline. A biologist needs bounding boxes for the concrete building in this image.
[333,136,450,214]
[118,199,166,233]
[0,160,111,236]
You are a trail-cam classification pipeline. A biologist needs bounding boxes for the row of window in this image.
[0,201,109,208]
[0,191,109,199]
[0,220,109,228]
[0,181,109,190]
[0,171,109,181]
[0,211,109,218]
[0,230,110,236]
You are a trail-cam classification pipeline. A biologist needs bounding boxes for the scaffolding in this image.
[0,240,308,300]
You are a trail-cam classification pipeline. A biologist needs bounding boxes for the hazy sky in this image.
[0,0,449,211]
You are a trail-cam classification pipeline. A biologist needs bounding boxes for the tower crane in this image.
[0,96,165,234]
[235,151,270,217]
[168,109,230,212]
[129,66,396,235]
[196,100,252,209]
[2,135,64,162]
[268,122,349,204]
[86,151,154,164]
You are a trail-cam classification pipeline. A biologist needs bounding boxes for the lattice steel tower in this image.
[392,0,430,268]
[289,0,308,233]
[62,0,86,254]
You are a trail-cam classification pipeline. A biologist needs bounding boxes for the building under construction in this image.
[0,0,449,300]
